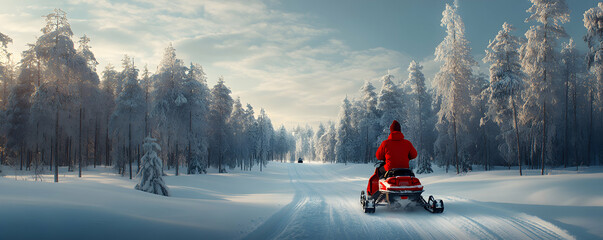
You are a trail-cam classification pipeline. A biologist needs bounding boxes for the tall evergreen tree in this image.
[208,77,233,173]
[377,73,405,141]
[584,2,603,166]
[109,56,144,179]
[404,61,434,173]
[335,97,355,164]
[358,81,380,163]
[433,3,476,174]
[520,0,569,175]
[483,22,525,175]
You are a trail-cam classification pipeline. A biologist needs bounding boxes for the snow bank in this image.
[0,164,294,240]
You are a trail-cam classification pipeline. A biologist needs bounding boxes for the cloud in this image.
[1,0,416,130]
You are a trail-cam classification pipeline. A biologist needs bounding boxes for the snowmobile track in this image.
[244,163,575,240]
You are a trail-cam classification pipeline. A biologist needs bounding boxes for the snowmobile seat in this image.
[383,168,415,178]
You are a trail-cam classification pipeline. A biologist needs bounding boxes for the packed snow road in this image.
[244,163,574,240]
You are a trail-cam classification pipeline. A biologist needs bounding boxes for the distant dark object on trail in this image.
[298,158,303,163]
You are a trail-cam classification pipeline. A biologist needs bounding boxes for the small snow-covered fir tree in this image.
[136,136,169,196]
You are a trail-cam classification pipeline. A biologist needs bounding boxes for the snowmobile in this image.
[360,162,444,214]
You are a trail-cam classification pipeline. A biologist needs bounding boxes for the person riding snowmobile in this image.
[368,120,417,198]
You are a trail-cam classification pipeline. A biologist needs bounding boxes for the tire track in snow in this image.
[244,163,575,240]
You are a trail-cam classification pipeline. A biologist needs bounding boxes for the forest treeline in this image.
[291,1,603,175]
[0,9,296,181]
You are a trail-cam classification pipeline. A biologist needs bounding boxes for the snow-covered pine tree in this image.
[0,31,12,109]
[313,123,326,162]
[100,64,119,166]
[483,22,524,175]
[433,3,476,174]
[584,3,603,109]
[244,104,259,168]
[318,122,336,163]
[208,77,233,173]
[230,97,247,168]
[274,125,291,162]
[183,63,210,174]
[584,3,603,166]
[560,39,585,169]
[136,136,169,196]
[357,81,380,163]
[377,73,405,142]
[4,58,35,171]
[335,97,355,164]
[140,65,152,136]
[77,35,98,72]
[256,109,273,171]
[152,44,188,174]
[404,61,433,174]
[34,9,81,181]
[520,0,569,175]
[110,55,145,178]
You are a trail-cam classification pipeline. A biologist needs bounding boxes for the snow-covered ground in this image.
[1,162,602,239]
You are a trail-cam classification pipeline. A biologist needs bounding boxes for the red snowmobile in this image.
[360,162,444,213]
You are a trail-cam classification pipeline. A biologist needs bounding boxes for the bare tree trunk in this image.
[573,78,578,170]
[94,120,98,168]
[54,108,59,183]
[587,91,593,167]
[541,102,546,175]
[79,107,82,178]
[105,123,110,166]
[564,70,569,168]
[20,145,23,171]
[50,138,53,172]
[189,110,192,173]
[137,144,141,174]
[453,113,459,174]
[175,142,179,176]
[128,122,132,180]
[512,96,522,176]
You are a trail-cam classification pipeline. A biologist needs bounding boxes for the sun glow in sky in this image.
[0,0,596,129]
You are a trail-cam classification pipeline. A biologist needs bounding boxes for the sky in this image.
[0,0,598,130]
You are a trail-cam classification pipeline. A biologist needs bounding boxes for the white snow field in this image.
[1,162,602,240]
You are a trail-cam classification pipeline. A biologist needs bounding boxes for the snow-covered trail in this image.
[245,163,575,240]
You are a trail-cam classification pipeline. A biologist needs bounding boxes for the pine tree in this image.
[183,63,210,174]
[136,136,169,196]
[405,61,433,174]
[0,31,13,109]
[520,0,569,175]
[208,77,233,173]
[377,73,405,141]
[358,81,380,163]
[433,3,476,174]
[335,97,355,164]
[560,39,585,169]
[109,56,144,178]
[584,2,603,166]
[483,22,524,175]
[152,44,188,174]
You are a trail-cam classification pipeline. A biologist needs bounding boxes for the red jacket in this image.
[376,131,417,171]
